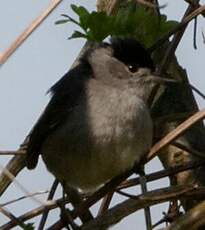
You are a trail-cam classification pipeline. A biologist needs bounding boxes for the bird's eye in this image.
[128,64,139,73]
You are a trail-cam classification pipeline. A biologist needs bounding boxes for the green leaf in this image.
[70,4,90,30]
[70,4,89,17]
[87,12,113,41]
[69,31,87,39]
[55,14,80,26]
[56,3,179,44]
[23,223,35,230]
[55,19,69,25]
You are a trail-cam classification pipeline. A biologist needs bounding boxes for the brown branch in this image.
[149,4,205,53]
[46,160,205,229]
[81,185,203,230]
[97,192,114,216]
[117,160,205,190]
[147,109,205,161]
[0,155,26,196]
[73,170,133,219]
[0,198,66,230]
[0,191,48,207]
[172,141,205,159]
[0,0,62,65]
[166,200,205,230]
[38,179,59,230]
[158,3,198,75]
[0,207,26,228]
[48,169,133,229]
[0,150,25,156]
[190,83,205,100]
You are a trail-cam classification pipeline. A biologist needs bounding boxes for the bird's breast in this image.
[42,79,152,193]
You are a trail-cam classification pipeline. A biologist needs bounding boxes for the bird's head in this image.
[85,37,176,104]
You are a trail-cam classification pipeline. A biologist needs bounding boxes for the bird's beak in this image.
[147,74,181,85]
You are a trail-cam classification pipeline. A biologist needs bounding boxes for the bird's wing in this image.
[26,62,91,169]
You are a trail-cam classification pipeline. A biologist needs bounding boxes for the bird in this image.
[26,37,162,194]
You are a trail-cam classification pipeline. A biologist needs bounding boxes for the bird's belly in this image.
[42,86,152,193]
[42,142,138,193]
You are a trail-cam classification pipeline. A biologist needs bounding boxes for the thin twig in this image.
[0,0,62,65]
[0,191,48,207]
[149,4,205,52]
[165,200,205,230]
[38,179,59,230]
[147,109,205,161]
[116,190,138,199]
[0,198,65,230]
[97,191,114,216]
[0,206,26,229]
[158,3,200,75]
[81,185,200,230]
[49,169,133,228]
[0,150,25,155]
[172,141,205,159]
[139,174,152,230]
[117,161,205,190]
[202,30,205,43]
[0,163,46,206]
[43,160,205,229]
[72,170,133,219]
[193,17,198,49]
[190,83,205,100]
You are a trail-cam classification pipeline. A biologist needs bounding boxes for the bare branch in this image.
[0,0,62,65]
[0,150,25,156]
[0,198,66,230]
[81,185,202,230]
[0,207,26,228]
[150,4,205,53]
[166,200,205,230]
[38,179,59,230]
[117,161,205,190]
[0,191,48,207]
[148,109,205,161]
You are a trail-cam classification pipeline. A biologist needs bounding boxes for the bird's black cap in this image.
[110,37,155,71]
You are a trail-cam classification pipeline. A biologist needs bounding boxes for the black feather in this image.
[26,62,91,169]
[111,37,155,71]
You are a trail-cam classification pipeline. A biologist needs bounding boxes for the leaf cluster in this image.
[55,3,178,48]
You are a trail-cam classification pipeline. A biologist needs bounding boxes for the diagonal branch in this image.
[166,200,205,230]
[148,109,205,161]
[81,185,204,230]
[0,0,62,65]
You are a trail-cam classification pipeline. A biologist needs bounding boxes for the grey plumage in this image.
[26,38,160,193]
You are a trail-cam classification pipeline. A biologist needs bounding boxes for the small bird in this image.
[26,38,161,194]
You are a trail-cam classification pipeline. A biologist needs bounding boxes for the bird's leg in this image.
[63,184,94,224]
[59,182,79,230]
[134,165,152,230]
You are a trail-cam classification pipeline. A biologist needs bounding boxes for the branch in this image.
[0,150,25,156]
[0,198,66,230]
[148,109,205,161]
[81,185,204,230]
[0,0,63,65]
[117,160,205,190]
[166,200,205,230]
[38,179,59,230]
[149,4,205,53]
[0,191,48,207]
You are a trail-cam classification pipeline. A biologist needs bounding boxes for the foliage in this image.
[55,3,178,47]
[23,223,35,230]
